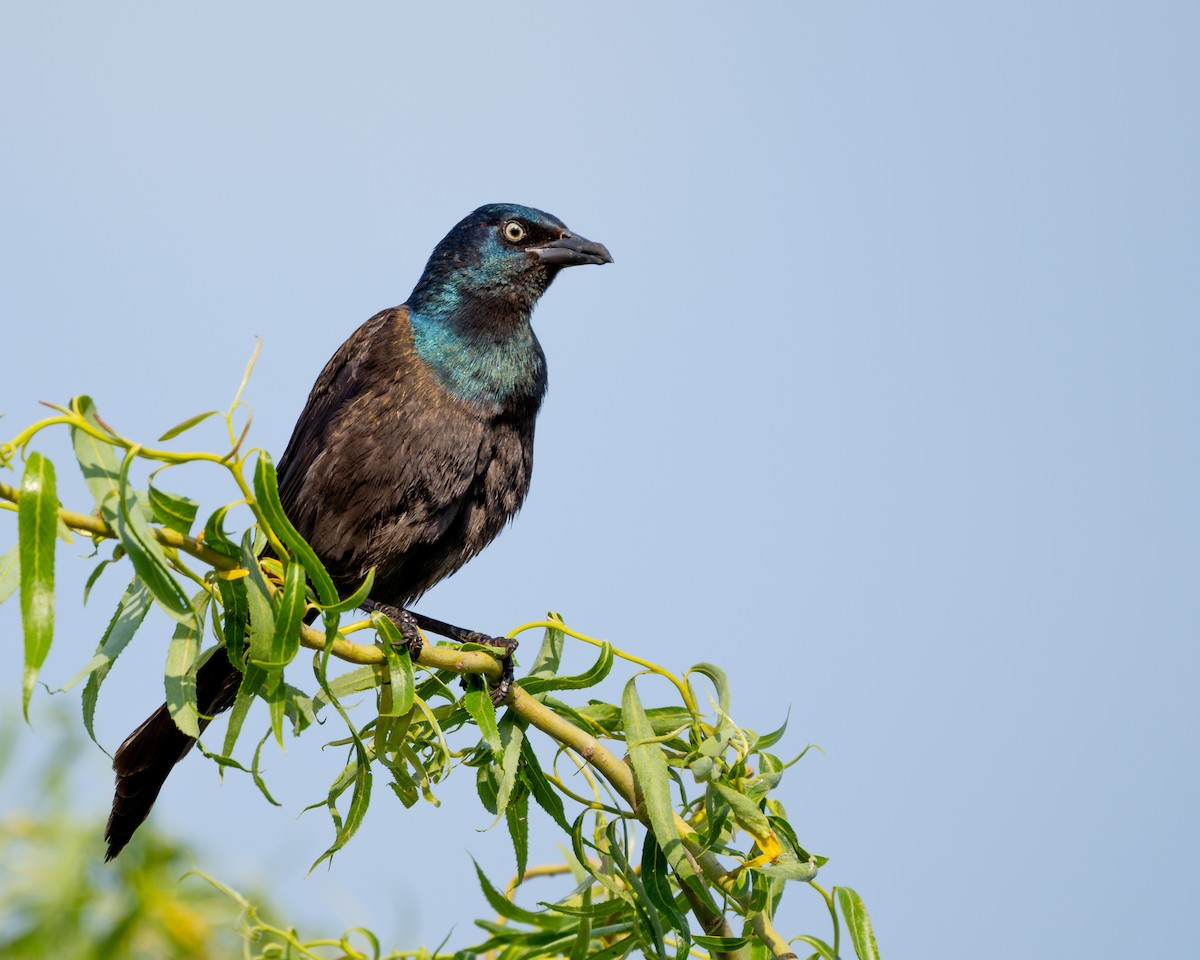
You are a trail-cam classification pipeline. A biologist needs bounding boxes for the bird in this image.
[103,203,612,860]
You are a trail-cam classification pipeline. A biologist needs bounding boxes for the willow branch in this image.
[0,479,239,571]
[0,478,794,958]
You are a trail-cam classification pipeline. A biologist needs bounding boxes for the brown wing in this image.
[276,306,492,601]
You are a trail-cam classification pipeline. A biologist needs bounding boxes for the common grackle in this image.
[104,204,611,860]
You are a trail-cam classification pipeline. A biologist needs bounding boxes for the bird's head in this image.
[408,203,612,317]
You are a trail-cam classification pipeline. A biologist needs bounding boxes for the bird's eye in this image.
[503,220,527,244]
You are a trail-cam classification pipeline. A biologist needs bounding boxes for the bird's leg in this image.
[409,612,518,707]
[361,600,424,663]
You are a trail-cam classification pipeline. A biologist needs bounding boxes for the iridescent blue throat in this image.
[408,297,547,412]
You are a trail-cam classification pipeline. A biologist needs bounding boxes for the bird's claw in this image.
[363,600,424,663]
[458,633,518,706]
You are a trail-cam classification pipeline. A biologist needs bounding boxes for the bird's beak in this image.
[530,233,614,267]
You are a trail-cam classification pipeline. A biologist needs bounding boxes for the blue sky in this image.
[2,4,1197,956]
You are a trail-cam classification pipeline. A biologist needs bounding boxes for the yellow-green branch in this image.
[0,477,796,960]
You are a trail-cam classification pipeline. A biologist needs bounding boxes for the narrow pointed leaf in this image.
[217,575,249,666]
[711,781,772,839]
[0,544,19,605]
[463,680,501,758]
[528,614,566,679]
[323,567,375,615]
[837,886,879,960]
[687,662,732,733]
[790,936,838,960]
[567,886,593,960]
[202,503,242,562]
[113,455,191,621]
[311,748,372,871]
[148,482,199,534]
[371,612,414,716]
[519,640,613,695]
[239,533,275,700]
[641,832,691,946]
[253,452,337,604]
[251,730,282,806]
[76,578,153,746]
[165,596,208,739]
[268,559,306,667]
[493,713,526,819]
[506,787,529,882]
[605,820,667,959]
[518,737,571,833]
[471,858,543,926]
[157,409,220,441]
[18,452,56,718]
[222,685,256,760]
[622,677,700,887]
[70,396,121,517]
[694,936,752,951]
[754,708,791,750]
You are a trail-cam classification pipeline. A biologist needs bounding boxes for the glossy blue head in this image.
[408,203,612,316]
[405,204,611,411]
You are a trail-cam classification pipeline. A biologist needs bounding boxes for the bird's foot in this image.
[463,633,518,706]
[408,612,518,706]
[362,600,424,663]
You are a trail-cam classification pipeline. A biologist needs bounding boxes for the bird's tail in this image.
[104,647,242,860]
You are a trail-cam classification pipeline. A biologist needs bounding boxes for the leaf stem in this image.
[508,619,701,716]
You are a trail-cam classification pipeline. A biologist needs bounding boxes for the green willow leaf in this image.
[790,935,839,960]
[157,409,220,441]
[622,677,701,891]
[309,665,377,712]
[0,544,19,605]
[711,781,772,838]
[567,886,593,960]
[756,847,818,882]
[605,821,667,960]
[18,452,57,718]
[640,831,690,947]
[202,503,242,562]
[222,685,256,761]
[310,747,372,871]
[837,886,879,960]
[268,559,306,668]
[476,764,499,816]
[687,662,732,734]
[239,532,276,701]
[253,452,337,604]
[217,575,249,666]
[505,787,529,882]
[471,858,544,926]
[165,594,209,739]
[250,730,282,806]
[463,680,501,758]
[528,613,566,679]
[519,738,571,833]
[371,611,414,717]
[581,934,636,960]
[281,681,316,735]
[519,640,613,695]
[493,712,526,819]
[694,935,752,951]
[70,396,121,517]
[388,755,420,808]
[113,453,191,621]
[148,482,199,534]
[754,707,791,750]
[322,567,375,615]
[73,577,153,746]
[82,549,123,604]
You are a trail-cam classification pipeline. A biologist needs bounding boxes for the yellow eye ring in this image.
[503,220,526,243]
